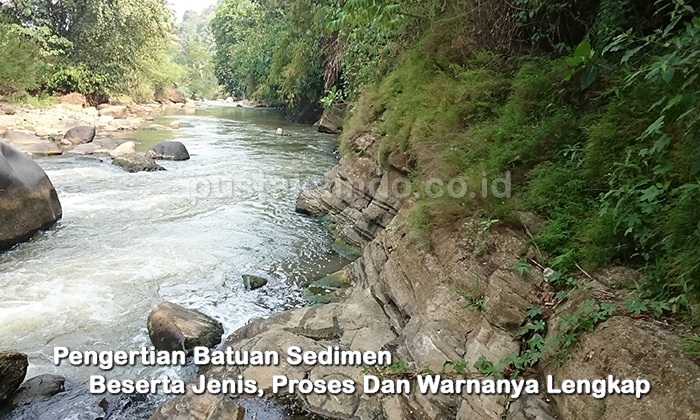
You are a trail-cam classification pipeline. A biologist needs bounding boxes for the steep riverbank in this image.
[155,131,700,419]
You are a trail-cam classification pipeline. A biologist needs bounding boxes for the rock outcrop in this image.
[317,105,345,134]
[147,302,225,352]
[0,351,28,405]
[0,142,63,251]
[1,130,62,157]
[147,141,190,161]
[154,132,700,419]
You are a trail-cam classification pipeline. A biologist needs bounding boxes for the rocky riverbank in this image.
[0,95,200,157]
[153,132,700,419]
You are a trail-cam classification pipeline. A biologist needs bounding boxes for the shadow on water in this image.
[0,104,348,419]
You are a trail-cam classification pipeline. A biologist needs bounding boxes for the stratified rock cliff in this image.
[153,133,700,420]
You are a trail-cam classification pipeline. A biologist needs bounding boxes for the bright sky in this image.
[168,0,218,20]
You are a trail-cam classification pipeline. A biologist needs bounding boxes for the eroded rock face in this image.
[543,298,700,420]
[147,141,190,161]
[0,351,28,405]
[0,142,63,250]
[63,125,96,145]
[156,132,700,419]
[112,153,164,173]
[295,154,401,248]
[147,302,224,352]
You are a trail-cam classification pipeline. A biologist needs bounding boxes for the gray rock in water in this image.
[98,393,149,420]
[10,374,65,407]
[112,153,165,173]
[0,351,28,405]
[147,302,224,353]
[0,143,63,251]
[147,141,190,161]
[242,274,268,290]
[63,125,96,145]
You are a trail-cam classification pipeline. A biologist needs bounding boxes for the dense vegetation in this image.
[212,0,700,326]
[0,0,218,103]
[1,0,698,333]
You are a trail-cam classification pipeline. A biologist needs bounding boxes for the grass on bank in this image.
[339,20,700,346]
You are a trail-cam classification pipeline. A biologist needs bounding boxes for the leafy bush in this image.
[43,66,112,104]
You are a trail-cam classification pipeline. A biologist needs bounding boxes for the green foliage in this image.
[321,85,344,110]
[475,298,616,379]
[0,0,177,101]
[457,280,485,311]
[508,261,532,277]
[681,335,700,359]
[0,23,43,93]
[174,6,220,99]
[42,65,112,101]
[474,356,502,378]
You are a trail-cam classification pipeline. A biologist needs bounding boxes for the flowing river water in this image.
[0,104,348,419]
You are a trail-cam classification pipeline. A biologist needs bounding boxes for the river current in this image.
[0,104,346,419]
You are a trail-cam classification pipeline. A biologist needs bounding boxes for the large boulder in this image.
[98,106,128,120]
[110,141,136,158]
[317,105,345,135]
[147,141,190,161]
[147,302,224,352]
[0,351,28,405]
[63,125,96,145]
[0,143,63,250]
[112,153,164,173]
[10,374,65,407]
[167,88,186,103]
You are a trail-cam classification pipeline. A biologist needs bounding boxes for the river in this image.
[0,104,347,419]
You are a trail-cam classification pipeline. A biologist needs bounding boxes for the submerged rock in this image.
[147,141,190,161]
[0,142,63,250]
[112,153,164,173]
[0,351,28,405]
[147,302,224,353]
[10,374,65,407]
[242,274,268,291]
